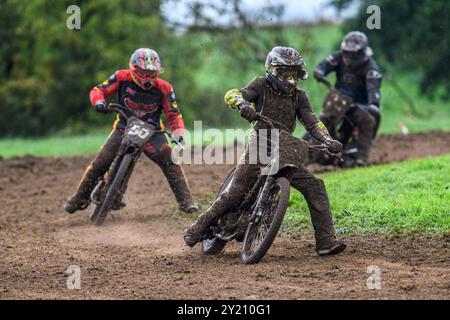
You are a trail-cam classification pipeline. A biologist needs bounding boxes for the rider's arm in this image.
[89,71,124,106]
[296,90,332,143]
[160,81,185,137]
[366,68,382,107]
[224,77,264,109]
[224,89,247,109]
[313,52,340,83]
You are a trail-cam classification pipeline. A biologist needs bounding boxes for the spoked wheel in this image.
[240,177,290,264]
[200,168,236,256]
[90,154,133,226]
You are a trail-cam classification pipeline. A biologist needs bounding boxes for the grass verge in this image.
[285,154,450,235]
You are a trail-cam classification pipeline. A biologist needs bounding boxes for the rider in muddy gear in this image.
[184,47,346,256]
[313,31,382,167]
[64,48,198,215]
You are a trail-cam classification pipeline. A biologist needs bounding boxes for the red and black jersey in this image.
[90,69,184,135]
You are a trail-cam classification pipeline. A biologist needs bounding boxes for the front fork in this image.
[90,149,140,204]
[251,175,275,224]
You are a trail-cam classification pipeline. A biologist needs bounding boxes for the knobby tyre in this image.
[240,177,290,264]
[93,154,133,226]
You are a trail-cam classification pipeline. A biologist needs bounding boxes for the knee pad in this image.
[148,143,174,167]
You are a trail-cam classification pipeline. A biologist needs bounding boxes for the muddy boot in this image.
[64,165,98,214]
[341,154,357,168]
[184,209,217,247]
[355,157,368,167]
[180,200,199,214]
[161,163,198,214]
[64,194,90,214]
[316,237,347,256]
[340,143,359,168]
[184,192,235,247]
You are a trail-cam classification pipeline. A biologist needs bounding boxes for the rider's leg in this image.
[184,144,260,246]
[348,106,376,166]
[64,129,122,213]
[290,166,346,256]
[367,104,381,139]
[143,132,198,213]
[338,117,358,168]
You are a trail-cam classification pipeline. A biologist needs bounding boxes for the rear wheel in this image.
[200,169,236,255]
[91,154,133,226]
[240,177,290,264]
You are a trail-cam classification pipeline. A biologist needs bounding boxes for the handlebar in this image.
[253,112,343,163]
[308,144,344,163]
[108,103,185,150]
[319,77,332,90]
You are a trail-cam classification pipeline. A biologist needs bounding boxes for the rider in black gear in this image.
[184,47,347,256]
[313,31,382,167]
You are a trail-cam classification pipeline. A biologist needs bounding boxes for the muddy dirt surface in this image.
[0,132,449,299]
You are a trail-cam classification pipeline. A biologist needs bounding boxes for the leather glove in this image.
[94,101,110,114]
[313,70,331,89]
[240,103,257,122]
[324,139,343,154]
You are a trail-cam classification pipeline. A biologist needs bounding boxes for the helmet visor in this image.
[271,66,300,88]
[134,66,158,79]
[272,66,300,80]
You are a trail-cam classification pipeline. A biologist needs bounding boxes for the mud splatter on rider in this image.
[184,47,347,256]
[313,31,382,167]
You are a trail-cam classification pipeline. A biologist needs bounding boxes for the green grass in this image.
[0,133,109,158]
[285,154,450,235]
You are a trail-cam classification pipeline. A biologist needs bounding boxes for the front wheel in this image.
[90,154,133,225]
[240,177,290,264]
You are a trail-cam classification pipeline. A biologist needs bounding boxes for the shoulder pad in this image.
[367,69,382,79]
[115,69,131,81]
[325,52,340,66]
[154,79,173,95]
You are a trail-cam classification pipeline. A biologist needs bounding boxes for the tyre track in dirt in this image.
[0,131,449,299]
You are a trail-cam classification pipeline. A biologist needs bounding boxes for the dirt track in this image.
[0,132,449,299]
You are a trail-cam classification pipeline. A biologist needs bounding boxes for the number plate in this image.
[128,124,150,139]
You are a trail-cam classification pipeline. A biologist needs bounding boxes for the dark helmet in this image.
[265,46,308,92]
[340,31,373,68]
[130,48,164,90]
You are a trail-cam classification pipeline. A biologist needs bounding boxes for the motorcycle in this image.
[201,113,341,264]
[306,79,379,166]
[89,103,183,225]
